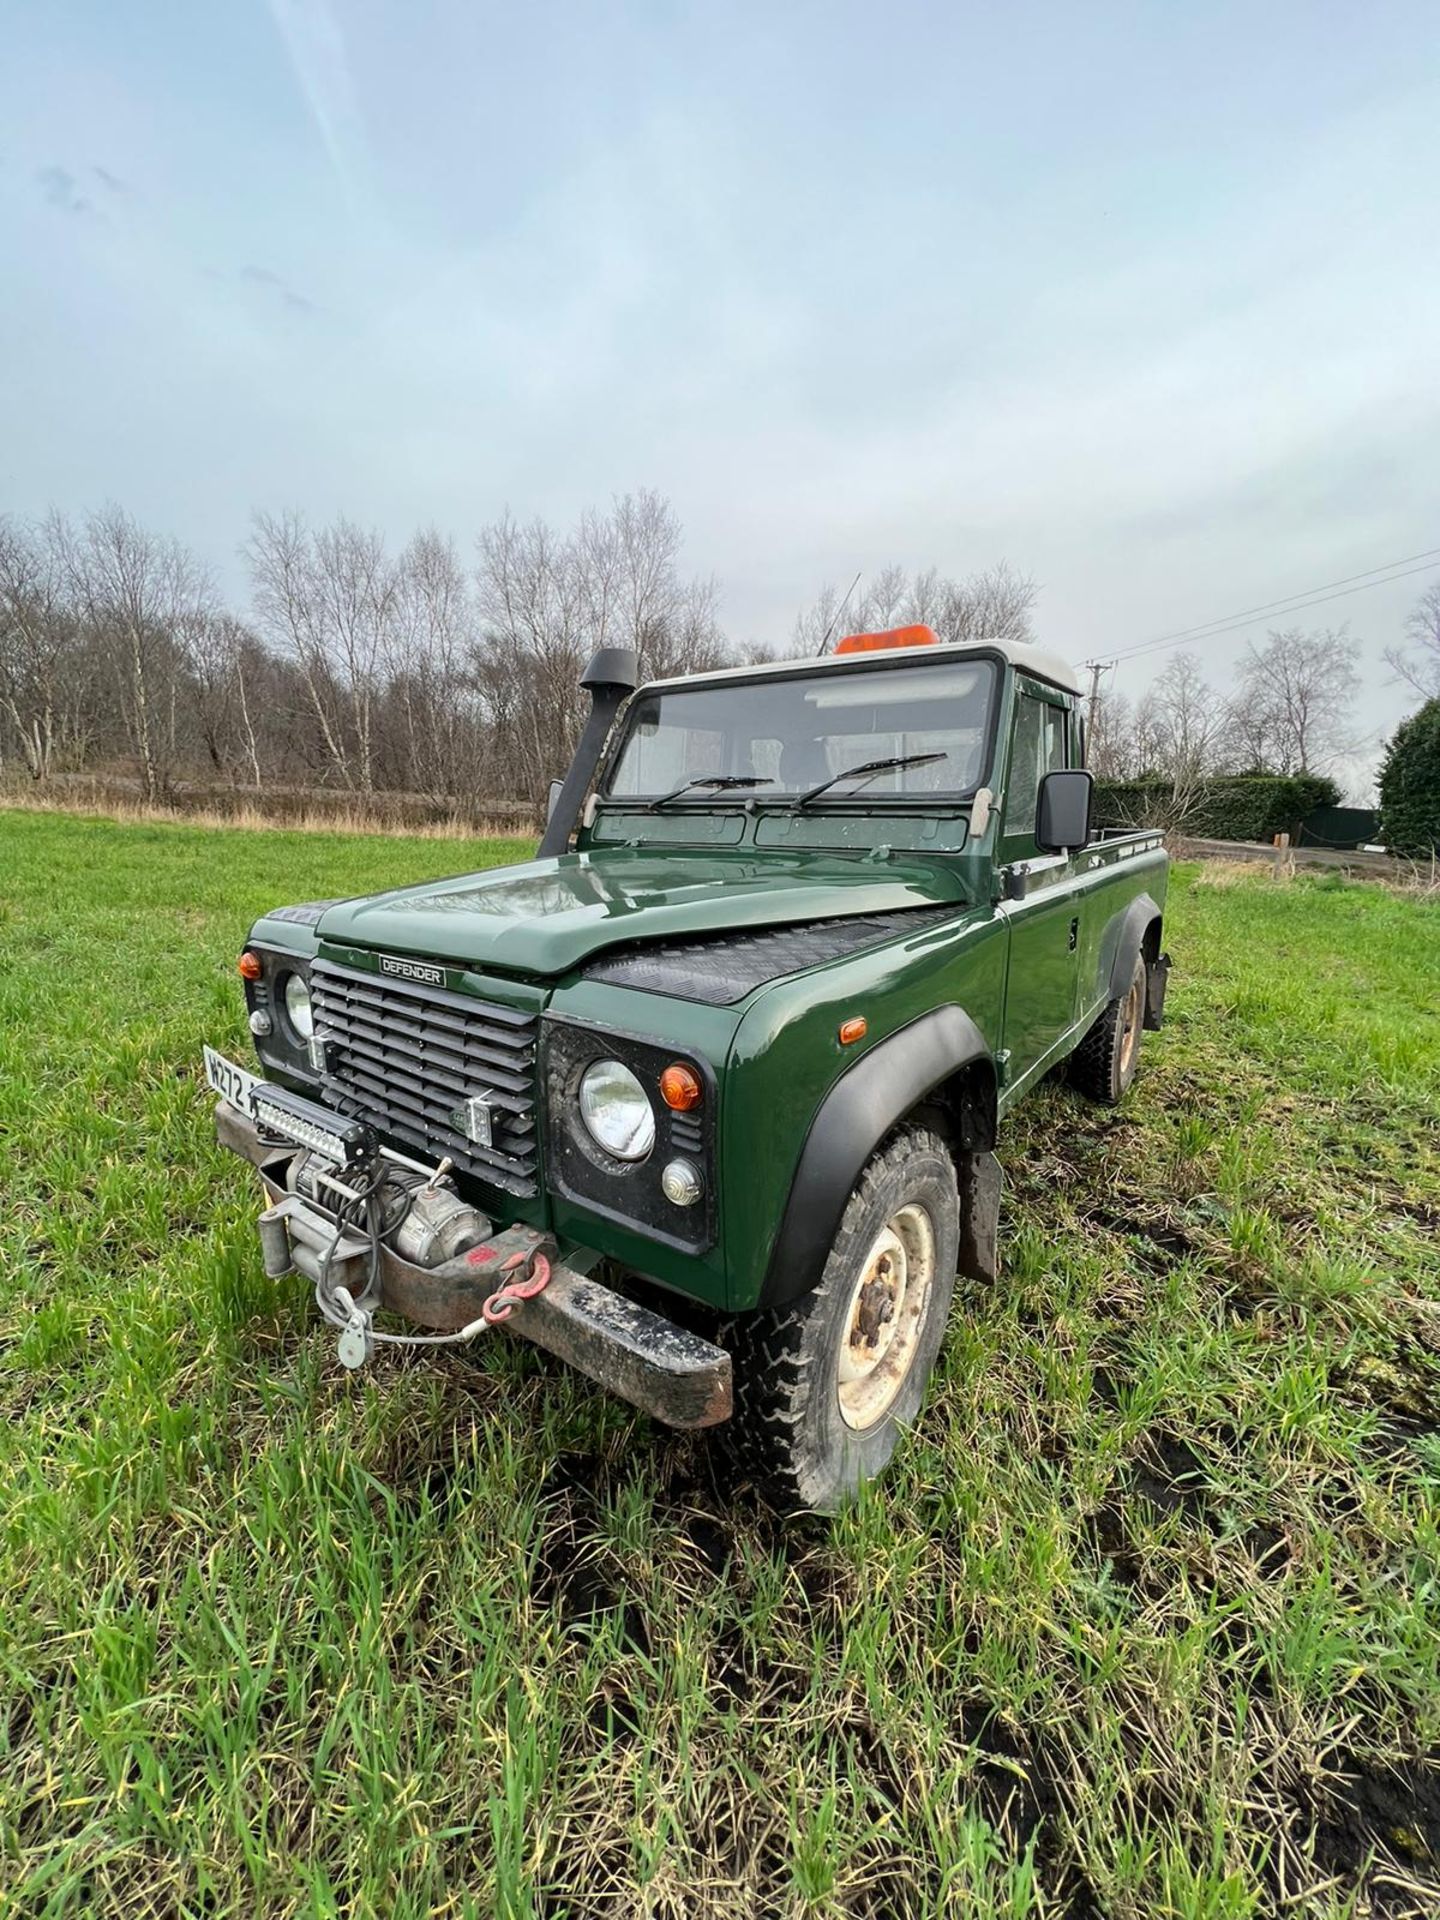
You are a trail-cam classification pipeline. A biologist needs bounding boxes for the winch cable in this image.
[311,1154,408,1324]
[327,1250,553,1348]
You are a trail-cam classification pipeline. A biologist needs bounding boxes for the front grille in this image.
[311,958,539,1195]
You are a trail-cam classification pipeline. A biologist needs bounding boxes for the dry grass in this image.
[1187,852,1440,902]
[0,785,530,841]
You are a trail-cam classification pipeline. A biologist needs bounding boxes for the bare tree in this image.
[53,506,211,799]
[1129,688,1170,780]
[229,622,271,790]
[930,562,1037,645]
[1106,651,1236,826]
[575,490,730,680]
[313,518,398,794]
[0,517,84,779]
[856,564,911,633]
[3,489,731,812]
[473,511,590,800]
[473,493,730,800]
[1085,687,1137,779]
[1230,626,1361,775]
[1150,652,1229,787]
[636,574,730,682]
[247,511,350,787]
[791,579,852,656]
[796,561,1037,656]
[180,611,268,785]
[246,512,400,792]
[1384,582,1440,701]
[388,528,482,800]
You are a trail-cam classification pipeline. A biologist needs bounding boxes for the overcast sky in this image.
[2,1,1437,792]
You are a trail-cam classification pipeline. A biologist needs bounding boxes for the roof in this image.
[640,635,1085,699]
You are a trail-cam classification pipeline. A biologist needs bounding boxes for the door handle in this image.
[1068,916,1079,952]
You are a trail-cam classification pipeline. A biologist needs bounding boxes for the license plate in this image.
[203,1045,264,1117]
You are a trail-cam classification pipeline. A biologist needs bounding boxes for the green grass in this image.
[1,811,1438,1919]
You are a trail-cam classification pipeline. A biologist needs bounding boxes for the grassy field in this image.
[1,809,1438,1920]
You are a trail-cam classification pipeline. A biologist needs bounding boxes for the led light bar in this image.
[251,1084,376,1167]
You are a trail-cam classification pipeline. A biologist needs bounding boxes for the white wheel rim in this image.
[836,1203,936,1431]
[1119,972,1144,1076]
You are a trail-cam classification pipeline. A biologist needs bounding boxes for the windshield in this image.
[604,658,998,803]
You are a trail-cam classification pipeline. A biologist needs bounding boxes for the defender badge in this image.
[379,954,446,987]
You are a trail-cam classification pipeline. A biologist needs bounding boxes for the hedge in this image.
[1378,698,1440,859]
[1093,773,1342,842]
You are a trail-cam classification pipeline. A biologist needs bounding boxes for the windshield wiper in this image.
[792,752,947,808]
[649,774,774,810]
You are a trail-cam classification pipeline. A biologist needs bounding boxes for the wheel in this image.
[721,1125,960,1513]
[1069,953,1146,1105]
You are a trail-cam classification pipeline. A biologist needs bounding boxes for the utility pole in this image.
[1081,660,1111,759]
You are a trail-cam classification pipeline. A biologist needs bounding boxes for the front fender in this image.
[757,1005,993,1310]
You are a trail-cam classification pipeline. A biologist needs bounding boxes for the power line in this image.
[1088,545,1440,672]
[1104,559,1440,667]
[1098,546,1440,663]
[1113,544,1440,656]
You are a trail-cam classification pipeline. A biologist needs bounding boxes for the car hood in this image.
[316,847,967,978]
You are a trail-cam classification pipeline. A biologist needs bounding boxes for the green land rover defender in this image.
[208,626,1170,1509]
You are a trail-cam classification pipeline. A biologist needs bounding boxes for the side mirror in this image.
[1036,769,1094,853]
[545,778,564,825]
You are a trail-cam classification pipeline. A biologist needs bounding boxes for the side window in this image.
[1003,692,1068,840]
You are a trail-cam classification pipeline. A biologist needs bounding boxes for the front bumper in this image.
[216,1100,732,1429]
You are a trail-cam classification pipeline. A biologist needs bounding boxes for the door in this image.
[998,685,1079,1087]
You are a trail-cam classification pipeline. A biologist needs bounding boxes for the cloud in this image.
[91,165,128,195]
[36,165,93,216]
[240,263,316,313]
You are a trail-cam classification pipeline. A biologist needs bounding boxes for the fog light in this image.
[660,1158,703,1208]
[249,1008,273,1037]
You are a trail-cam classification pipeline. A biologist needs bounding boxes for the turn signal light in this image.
[834,624,940,655]
[839,1016,868,1046]
[659,1062,703,1111]
[238,949,263,982]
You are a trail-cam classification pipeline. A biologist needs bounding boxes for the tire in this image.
[1069,953,1146,1105]
[721,1125,960,1513]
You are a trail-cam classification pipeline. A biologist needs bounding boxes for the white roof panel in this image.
[641,635,1084,699]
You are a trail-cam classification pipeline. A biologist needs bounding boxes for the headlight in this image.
[282,972,314,1041]
[578,1058,655,1161]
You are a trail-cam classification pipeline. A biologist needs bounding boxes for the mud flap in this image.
[957,1150,1001,1284]
[1145,952,1172,1031]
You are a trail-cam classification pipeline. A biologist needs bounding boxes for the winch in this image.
[379,1164,493,1267]
[258,1149,493,1292]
